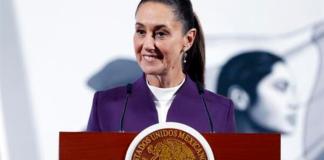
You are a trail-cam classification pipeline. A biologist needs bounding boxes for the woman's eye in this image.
[273,81,288,92]
[136,29,145,36]
[155,31,167,38]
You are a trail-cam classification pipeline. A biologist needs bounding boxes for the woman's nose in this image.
[143,35,155,52]
[288,86,300,110]
[288,94,300,110]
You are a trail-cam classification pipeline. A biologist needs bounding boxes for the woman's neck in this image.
[146,71,185,88]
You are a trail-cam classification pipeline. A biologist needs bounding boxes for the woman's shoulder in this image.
[94,85,128,101]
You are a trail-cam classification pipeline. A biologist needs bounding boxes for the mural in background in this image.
[216,51,299,134]
[87,21,324,159]
[305,21,324,160]
[0,0,40,159]
[87,59,142,91]
[209,21,324,160]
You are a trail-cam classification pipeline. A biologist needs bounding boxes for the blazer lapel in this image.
[167,76,211,132]
[123,75,159,131]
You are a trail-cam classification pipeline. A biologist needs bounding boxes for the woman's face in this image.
[248,62,299,134]
[134,2,187,76]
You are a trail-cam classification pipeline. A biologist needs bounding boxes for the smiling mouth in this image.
[143,54,162,62]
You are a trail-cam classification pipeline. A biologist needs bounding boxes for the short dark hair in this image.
[217,50,284,105]
[136,0,206,86]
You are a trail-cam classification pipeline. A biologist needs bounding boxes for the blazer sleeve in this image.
[86,92,101,131]
[225,100,236,132]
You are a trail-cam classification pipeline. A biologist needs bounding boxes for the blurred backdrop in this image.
[1,0,324,159]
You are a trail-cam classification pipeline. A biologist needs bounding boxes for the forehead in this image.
[135,2,181,28]
[263,62,294,83]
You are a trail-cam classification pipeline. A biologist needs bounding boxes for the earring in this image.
[183,52,187,63]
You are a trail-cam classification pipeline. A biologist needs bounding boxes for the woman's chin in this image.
[141,67,164,75]
[280,125,295,135]
[269,124,295,134]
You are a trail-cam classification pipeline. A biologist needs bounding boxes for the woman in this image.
[87,0,235,132]
[217,51,299,134]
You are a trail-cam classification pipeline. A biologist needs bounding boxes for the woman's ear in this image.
[184,28,197,51]
[228,85,250,111]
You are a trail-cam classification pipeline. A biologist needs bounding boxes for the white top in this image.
[147,78,185,123]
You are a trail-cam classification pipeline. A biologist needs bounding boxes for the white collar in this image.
[147,78,185,101]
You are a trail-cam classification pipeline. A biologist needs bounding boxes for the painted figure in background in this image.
[213,21,324,159]
[217,51,299,134]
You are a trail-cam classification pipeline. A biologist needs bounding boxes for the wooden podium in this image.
[59,132,280,160]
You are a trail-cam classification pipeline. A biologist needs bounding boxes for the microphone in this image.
[119,83,132,132]
[195,81,215,133]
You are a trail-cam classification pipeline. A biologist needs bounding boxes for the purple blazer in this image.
[87,75,235,133]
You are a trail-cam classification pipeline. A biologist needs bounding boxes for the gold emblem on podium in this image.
[147,138,195,159]
[126,123,214,160]
[132,128,207,160]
